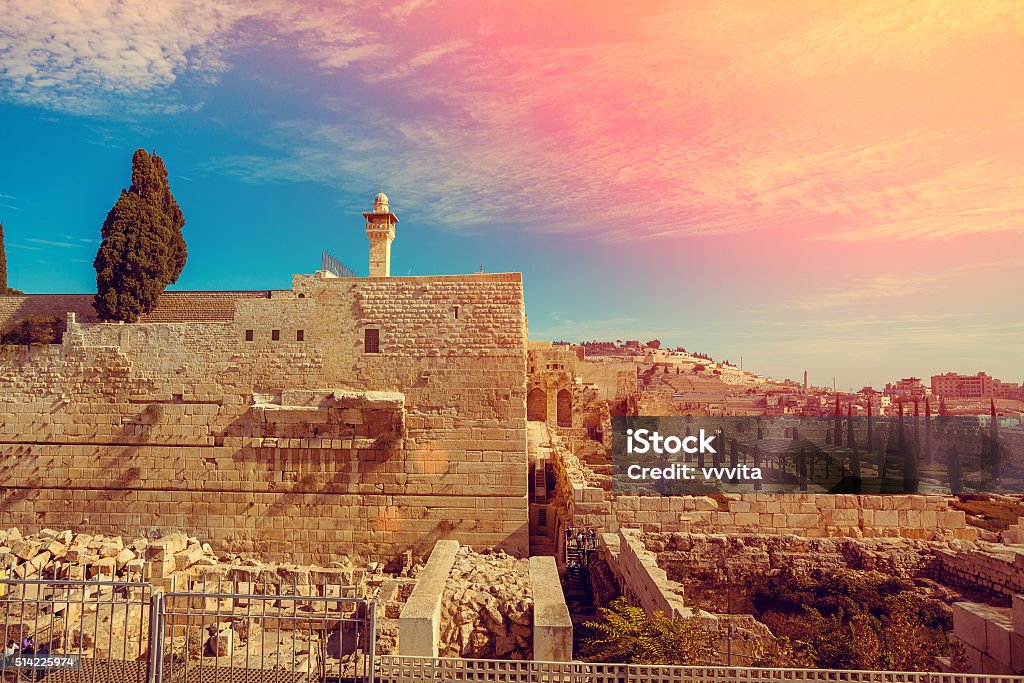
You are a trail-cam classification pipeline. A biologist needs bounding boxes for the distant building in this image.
[932,371,1023,400]
[884,377,927,399]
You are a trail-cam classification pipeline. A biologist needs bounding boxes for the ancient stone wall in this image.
[937,546,1024,603]
[550,439,977,541]
[613,493,979,541]
[0,272,529,564]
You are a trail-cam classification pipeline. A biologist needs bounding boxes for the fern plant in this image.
[580,598,719,665]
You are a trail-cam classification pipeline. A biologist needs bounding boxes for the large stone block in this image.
[953,602,990,653]
[529,556,572,662]
[986,613,1013,665]
[399,540,460,657]
[1014,594,1024,635]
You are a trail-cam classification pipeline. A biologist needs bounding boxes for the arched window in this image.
[557,389,571,427]
[527,388,547,422]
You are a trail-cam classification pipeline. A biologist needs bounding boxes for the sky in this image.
[0,0,1022,390]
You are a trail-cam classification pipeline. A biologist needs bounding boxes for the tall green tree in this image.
[0,222,7,292]
[93,149,187,321]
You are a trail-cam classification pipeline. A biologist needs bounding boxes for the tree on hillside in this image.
[0,223,24,295]
[0,222,7,292]
[93,149,187,322]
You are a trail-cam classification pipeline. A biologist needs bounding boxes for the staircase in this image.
[562,538,596,619]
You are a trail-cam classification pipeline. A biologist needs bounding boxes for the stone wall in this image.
[0,272,529,563]
[613,493,979,541]
[600,529,687,621]
[952,598,1024,674]
[549,441,978,541]
[937,545,1024,603]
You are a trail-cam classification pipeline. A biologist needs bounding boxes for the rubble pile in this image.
[1,527,414,675]
[651,532,948,584]
[1,526,164,581]
[439,548,533,659]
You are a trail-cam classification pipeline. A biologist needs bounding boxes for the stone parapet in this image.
[529,556,572,662]
[399,540,460,657]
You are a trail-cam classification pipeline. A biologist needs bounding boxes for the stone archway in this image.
[527,388,547,422]
[556,388,571,427]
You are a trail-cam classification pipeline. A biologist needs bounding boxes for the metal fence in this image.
[1,574,155,682]
[3,577,1020,683]
[322,251,358,278]
[376,656,1023,683]
[154,575,374,683]
[1,574,375,683]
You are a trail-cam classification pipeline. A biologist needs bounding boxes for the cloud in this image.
[774,258,1024,312]
[26,238,84,249]
[0,0,377,113]
[4,1,1022,243]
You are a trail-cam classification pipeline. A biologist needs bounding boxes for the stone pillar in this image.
[398,540,459,656]
[529,556,573,662]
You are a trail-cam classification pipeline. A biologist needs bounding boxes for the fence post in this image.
[368,597,377,683]
[147,591,164,683]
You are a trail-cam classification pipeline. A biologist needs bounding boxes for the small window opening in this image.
[364,328,380,354]
[245,330,254,342]
[453,305,460,320]
[271,329,280,341]
[296,330,305,342]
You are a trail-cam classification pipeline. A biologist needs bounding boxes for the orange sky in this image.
[1,0,1022,386]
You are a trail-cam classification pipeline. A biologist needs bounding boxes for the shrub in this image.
[1,316,62,345]
[579,597,719,665]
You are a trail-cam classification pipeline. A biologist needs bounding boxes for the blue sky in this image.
[1,0,1022,390]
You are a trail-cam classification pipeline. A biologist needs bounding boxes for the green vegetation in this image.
[1,316,62,345]
[0,222,22,294]
[93,149,187,322]
[0,221,6,292]
[579,598,719,665]
[750,569,958,671]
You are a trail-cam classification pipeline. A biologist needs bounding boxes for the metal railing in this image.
[3,576,1019,682]
[322,251,358,278]
[377,656,1023,683]
[1,574,375,683]
[1,574,154,682]
[155,575,374,683]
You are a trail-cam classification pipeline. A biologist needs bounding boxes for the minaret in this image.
[363,189,399,277]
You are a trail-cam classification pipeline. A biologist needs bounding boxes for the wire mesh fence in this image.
[1,571,154,683]
[156,574,374,683]
[2,575,1018,683]
[1,571,375,683]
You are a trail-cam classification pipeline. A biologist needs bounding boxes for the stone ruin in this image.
[439,547,533,659]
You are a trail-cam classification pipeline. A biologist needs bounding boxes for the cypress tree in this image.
[93,149,187,322]
[0,222,7,292]
[752,446,762,492]
[866,399,873,450]
[846,403,855,479]
[834,394,843,447]
[923,398,932,465]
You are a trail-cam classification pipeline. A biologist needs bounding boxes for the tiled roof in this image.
[0,291,271,329]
